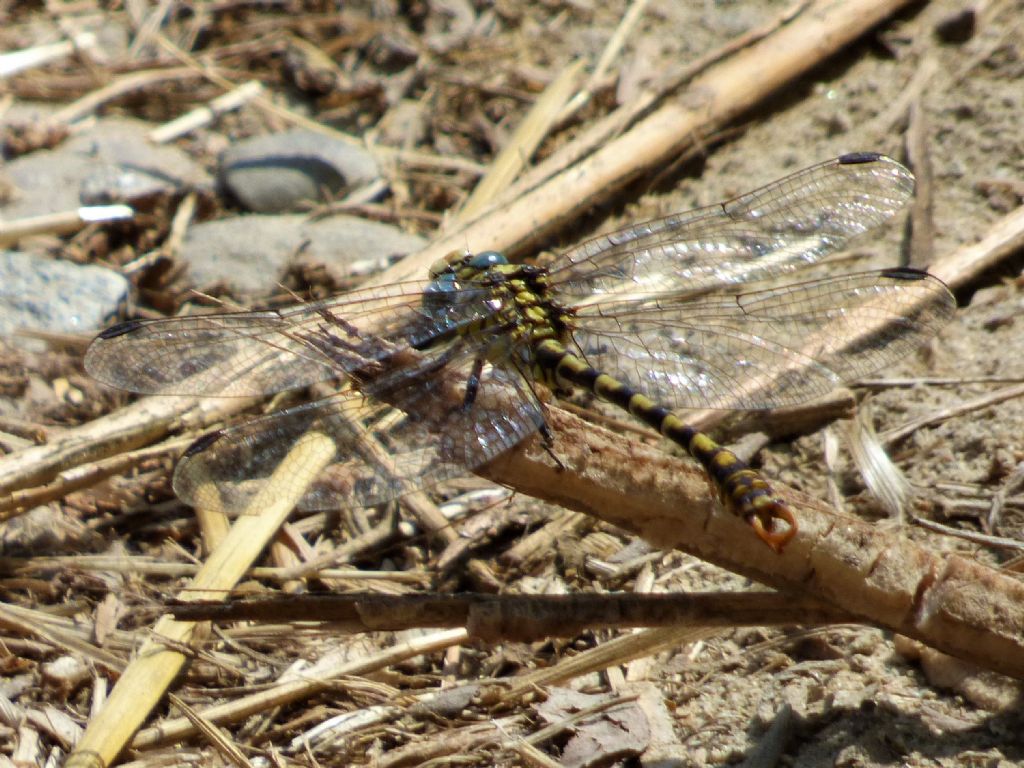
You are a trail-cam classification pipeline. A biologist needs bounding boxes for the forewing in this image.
[570,269,954,410]
[85,279,502,397]
[173,359,545,516]
[549,154,915,303]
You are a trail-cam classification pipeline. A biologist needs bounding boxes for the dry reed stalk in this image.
[930,203,1024,288]
[556,0,652,121]
[65,431,336,767]
[129,628,469,749]
[455,59,585,223]
[372,0,919,286]
[0,392,261,516]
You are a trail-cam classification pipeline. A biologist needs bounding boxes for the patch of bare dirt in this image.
[1,0,1023,766]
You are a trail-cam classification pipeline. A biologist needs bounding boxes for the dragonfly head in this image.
[422,250,511,314]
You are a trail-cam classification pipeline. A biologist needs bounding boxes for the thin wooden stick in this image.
[0,31,97,78]
[148,80,264,143]
[65,431,337,768]
[164,592,851,638]
[456,59,585,223]
[881,381,1024,445]
[930,203,1024,288]
[49,68,201,126]
[0,205,133,248]
[475,405,1024,681]
[372,0,919,286]
[6,554,428,583]
[129,628,469,749]
[905,87,936,268]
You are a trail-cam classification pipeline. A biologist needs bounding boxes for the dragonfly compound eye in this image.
[469,251,508,270]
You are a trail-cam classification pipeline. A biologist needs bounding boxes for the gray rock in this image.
[296,215,427,283]
[219,130,379,213]
[180,213,425,295]
[0,250,128,337]
[1,117,210,218]
[180,215,307,295]
[0,100,62,124]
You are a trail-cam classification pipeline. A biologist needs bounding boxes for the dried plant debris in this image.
[0,0,1023,766]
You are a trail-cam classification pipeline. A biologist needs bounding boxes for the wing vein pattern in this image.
[85,153,955,543]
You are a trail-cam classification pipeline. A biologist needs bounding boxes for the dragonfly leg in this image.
[537,421,567,471]
[461,356,485,411]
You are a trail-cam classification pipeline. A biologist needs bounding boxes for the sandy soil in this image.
[1,0,1023,765]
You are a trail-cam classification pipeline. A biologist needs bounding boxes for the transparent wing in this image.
[173,358,545,515]
[570,268,955,411]
[84,279,506,397]
[549,153,915,303]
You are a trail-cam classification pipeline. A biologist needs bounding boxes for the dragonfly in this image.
[85,152,956,551]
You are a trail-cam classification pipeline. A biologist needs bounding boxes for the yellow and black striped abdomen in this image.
[532,338,796,550]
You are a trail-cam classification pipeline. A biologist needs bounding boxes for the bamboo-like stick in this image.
[456,59,585,223]
[64,431,337,768]
[372,0,918,285]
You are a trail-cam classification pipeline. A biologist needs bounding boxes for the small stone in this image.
[179,213,425,295]
[179,215,306,295]
[0,250,128,337]
[1,117,209,218]
[297,215,426,284]
[219,130,379,213]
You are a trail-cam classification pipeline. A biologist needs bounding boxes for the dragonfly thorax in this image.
[422,249,572,355]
